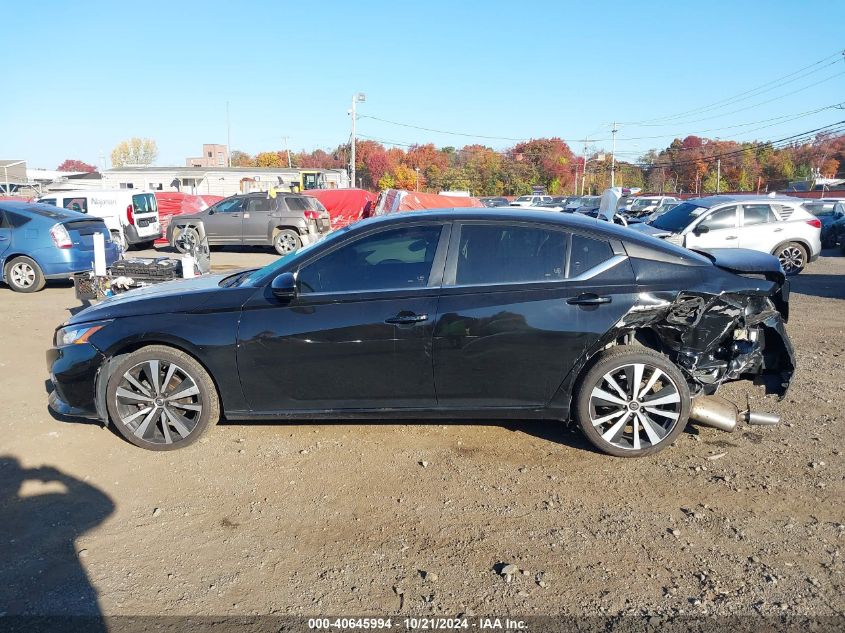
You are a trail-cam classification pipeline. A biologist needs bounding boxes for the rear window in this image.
[803,202,837,216]
[132,193,157,215]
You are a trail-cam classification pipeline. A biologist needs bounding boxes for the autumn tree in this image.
[57,159,96,173]
[255,151,283,167]
[230,150,255,167]
[110,138,157,167]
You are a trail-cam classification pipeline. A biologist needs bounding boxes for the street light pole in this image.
[349,93,366,190]
[610,121,618,188]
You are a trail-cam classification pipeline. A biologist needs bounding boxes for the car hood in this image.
[67,273,233,325]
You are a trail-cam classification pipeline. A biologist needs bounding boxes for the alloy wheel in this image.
[777,246,804,274]
[10,262,36,289]
[114,359,203,445]
[275,232,299,254]
[588,362,682,451]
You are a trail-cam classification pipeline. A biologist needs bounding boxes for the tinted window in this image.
[7,211,31,228]
[699,206,737,230]
[63,197,88,213]
[455,224,567,285]
[285,197,308,211]
[0,211,7,229]
[570,234,614,277]
[247,197,273,213]
[211,198,245,213]
[742,204,775,226]
[298,225,442,294]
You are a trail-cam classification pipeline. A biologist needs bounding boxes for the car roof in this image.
[0,201,88,220]
[362,208,709,263]
[684,194,804,207]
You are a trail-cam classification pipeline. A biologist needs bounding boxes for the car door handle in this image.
[567,293,612,306]
[725,235,737,240]
[385,312,428,324]
[773,227,783,232]
[0,235,8,241]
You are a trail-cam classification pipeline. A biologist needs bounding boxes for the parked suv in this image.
[621,196,678,219]
[167,192,331,255]
[510,194,552,207]
[628,194,821,275]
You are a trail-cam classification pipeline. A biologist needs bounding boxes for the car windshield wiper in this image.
[219,269,258,288]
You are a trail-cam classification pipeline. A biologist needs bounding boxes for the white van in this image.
[37,190,161,250]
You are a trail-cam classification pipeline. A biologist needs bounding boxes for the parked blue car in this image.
[0,201,119,292]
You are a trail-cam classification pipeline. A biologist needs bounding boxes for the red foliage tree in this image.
[57,159,96,173]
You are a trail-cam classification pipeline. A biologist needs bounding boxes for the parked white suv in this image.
[37,190,161,250]
[628,194,821,275]
[510,194,552,207]
[622,195,678,218]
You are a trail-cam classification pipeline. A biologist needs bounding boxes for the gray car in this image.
[167,192,331,255]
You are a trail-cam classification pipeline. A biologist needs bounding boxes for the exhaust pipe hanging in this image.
[690,396,781,432]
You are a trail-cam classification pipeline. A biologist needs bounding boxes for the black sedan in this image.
[47,209,794,456]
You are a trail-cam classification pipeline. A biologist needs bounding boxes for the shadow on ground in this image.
[0,456,113,624]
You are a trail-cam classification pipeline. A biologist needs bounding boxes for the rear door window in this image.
[699,206,738,231]
[246,198,273,213]
[454,224,568,285]
[569,234,614,277]
[741,204,776,226]
[62,197,88,213]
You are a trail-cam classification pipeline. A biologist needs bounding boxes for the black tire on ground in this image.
[209,245,224,252]
[106,345,220,451]
[173,227,200,254]
[573,346,691,458]
[273,229,302,256]
[773,241,808,276]
[135,240,157,250]
[4,256,46,293]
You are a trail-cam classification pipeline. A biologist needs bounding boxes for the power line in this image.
[358,115,587,143]
[619,49,845,126]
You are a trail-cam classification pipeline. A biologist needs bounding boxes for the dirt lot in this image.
[1,245,844,620]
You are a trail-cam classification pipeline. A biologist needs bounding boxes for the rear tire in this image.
[106,345,220,451]
[4,256,46,292]
[774,242,807,276]
[573,347,690,457]
[273,229,301,256]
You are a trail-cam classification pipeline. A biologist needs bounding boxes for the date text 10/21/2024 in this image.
[308,618,528,630]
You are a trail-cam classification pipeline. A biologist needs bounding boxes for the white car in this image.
[628,194,822,275]
[37,190,161,250]
[622,196,678,218]
[510,194,552,207]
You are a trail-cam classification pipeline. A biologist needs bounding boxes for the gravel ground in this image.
[0,245,843,620]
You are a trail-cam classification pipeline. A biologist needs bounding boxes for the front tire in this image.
[4,256,46,292]
[573,347,690,457]
[173,227,200,254]
[106,345,220,451]
[774,242,807,276]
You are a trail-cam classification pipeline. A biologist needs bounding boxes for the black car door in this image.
[236,222,450,412]
[432,220,638,408]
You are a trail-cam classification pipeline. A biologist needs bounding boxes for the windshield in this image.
[650,201,709,232]
[239,224,355,286]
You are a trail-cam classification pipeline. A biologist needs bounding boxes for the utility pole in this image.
[349,93,365,190]
[610,121,618,188]
[226,101,231,167]
[282,136,292,168]
[716,158,721,193]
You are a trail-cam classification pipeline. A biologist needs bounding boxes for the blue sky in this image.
[4,0,844,169]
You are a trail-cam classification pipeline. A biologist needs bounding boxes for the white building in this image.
[101,166,350,197]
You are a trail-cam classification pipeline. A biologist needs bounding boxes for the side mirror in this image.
[693,225,710,236]
[271,272,297,300]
